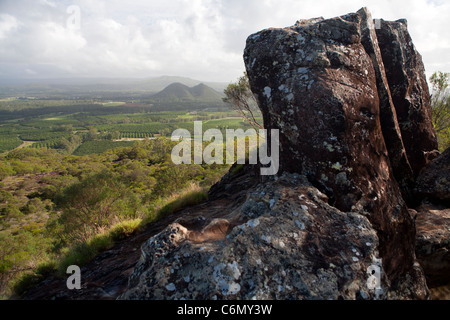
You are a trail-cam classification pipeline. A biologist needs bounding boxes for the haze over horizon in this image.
[0,0,449,83]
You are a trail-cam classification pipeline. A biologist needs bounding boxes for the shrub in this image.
[0,163,15,179]
[57,233,114,275]
[12,261,57,296]
[109,219,142,241]
[56,172,141,242]
[430,71,450,152]
[155,183,208,219]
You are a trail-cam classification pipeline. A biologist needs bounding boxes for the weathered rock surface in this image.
[415,148,450,204]
[375,19,439,177]
[119,173,428,300]
[413,202,450,287]
[357,8,415,203]
[243,9,421,286]
[413,148,450,288]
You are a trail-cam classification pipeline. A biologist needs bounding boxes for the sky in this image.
[0,0,449,83]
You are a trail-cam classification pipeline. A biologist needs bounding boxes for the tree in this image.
[55,134,82,154]
[83,127,99,142]
[161,128,171,137]
[112,131,121,140]
[430,71,450,151]
[223,72,263,131]
[53,124,73,132]
[0,163,14,179]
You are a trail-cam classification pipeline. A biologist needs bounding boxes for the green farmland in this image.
[0,98,259,156]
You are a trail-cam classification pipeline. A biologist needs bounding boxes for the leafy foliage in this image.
[430,71,450,151]
[19,131,71,142]
[55,172,141,242]
[0,135,23,153]
[72,140,134,156]
[0,138,231,298]
[223,72,263,131]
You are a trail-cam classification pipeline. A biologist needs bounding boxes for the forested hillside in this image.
[0,139,230,298]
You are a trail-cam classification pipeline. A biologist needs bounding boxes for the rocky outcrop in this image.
[415,148,450,204]
[244,8,423,286]
[413,202,450,287]
[413,148,450,288]
[375,19,439,177]
[119,173,428,300]
[358,8,415,203]
[119,8,437,300]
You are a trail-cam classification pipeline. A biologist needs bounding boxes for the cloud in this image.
[0,14,20,39]
[0,0,448,82]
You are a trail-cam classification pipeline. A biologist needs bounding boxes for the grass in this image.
[0,97,18,102]
[102,102,126,107]
[12,218,143,296]
[55,183,209,275]
[56,234,114,275]
[11,260,58,297]
[43,115,71,121]
[108,219,143,241]
[176,113,198,119]
[12,183,210,297]
[55,218,145,276]
[155,183,208,220]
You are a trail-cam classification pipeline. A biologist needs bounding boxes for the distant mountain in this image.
[0,76,229,97]
[150,82,225,103]
[137,76,228,93]
[151,83,195,101]
[190,83,223,100]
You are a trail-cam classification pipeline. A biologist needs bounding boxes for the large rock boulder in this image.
[244,9,421,286]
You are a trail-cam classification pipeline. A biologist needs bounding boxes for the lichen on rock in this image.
[119,173,391,300]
